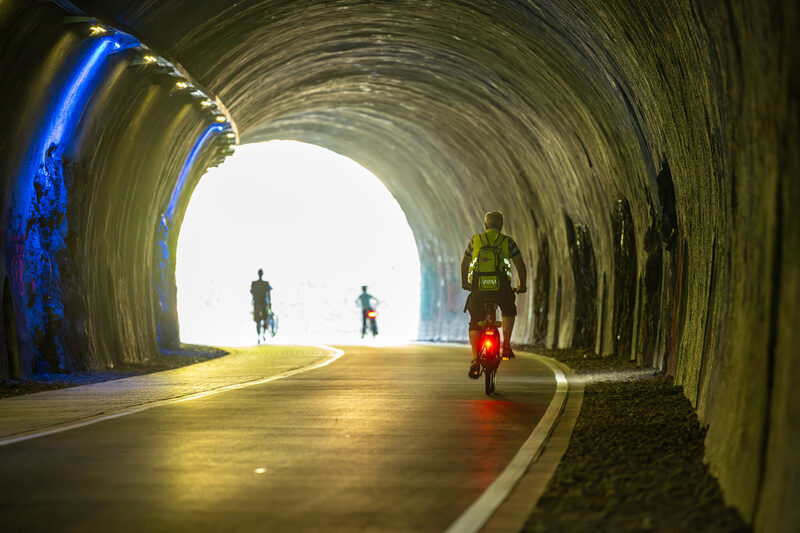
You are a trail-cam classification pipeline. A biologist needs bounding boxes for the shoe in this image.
[502,347,515,360]
[468,361,480,379]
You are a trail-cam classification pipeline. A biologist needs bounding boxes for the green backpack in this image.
[470,233,508,292]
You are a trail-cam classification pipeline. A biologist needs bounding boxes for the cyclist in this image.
[462,211,527,378]
[251,269,273,342]
[356,285,380,337]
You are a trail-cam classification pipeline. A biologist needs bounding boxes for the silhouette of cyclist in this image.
[251,269,273,342]
[356,285,379,337]
[462,211,527,377]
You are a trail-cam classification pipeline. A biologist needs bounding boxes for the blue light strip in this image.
[45,39,113,147]
[164,123,224,221]
[12,32,142,240]
[8,29,140,370]
[156,123,224,330]
[22,32,141,178]
[15,36,116,223]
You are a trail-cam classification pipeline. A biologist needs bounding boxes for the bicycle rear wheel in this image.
[484,368,496,395]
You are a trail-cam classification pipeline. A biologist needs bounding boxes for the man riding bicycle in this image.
[356,285,380,337]
[251,268,273,342]
[462,211,527,378]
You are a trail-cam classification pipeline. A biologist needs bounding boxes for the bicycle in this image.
[361,308,378,338]
[476,300,502,395]
[472,286,522,395]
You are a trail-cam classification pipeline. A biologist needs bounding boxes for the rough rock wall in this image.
[0,0,797,530]
[0,1,234,373]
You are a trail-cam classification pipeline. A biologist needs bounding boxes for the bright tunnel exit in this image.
[176,141,421,346]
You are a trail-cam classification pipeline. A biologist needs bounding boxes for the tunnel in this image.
[0,0,797,530]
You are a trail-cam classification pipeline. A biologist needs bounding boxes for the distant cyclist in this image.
[356,285,379,337]
[251,269,273,342]
[462,211,527,377]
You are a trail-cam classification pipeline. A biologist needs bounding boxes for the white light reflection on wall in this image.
[176,141,421,346]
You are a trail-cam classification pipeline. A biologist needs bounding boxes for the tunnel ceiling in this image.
[74,0,659,255]
[69,0,738,362]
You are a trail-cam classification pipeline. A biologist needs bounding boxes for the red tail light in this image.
[483,339,493,349]
[367,311,377,318]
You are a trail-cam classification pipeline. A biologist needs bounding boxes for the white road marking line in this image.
[445,355,570,533]
[0,345,344,447]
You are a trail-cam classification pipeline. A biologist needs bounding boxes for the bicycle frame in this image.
[477,300,501,394]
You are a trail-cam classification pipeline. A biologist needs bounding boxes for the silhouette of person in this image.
[251,269,272,342]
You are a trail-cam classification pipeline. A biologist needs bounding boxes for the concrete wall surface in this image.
[0,1,237,372]
[0,0,796,530]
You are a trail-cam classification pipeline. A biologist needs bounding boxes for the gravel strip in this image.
[519,347,750,533]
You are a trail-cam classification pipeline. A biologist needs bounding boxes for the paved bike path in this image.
[0,343,557,532]
[0,345,332,441]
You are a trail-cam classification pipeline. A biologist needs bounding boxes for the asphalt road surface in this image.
[0,344,557,532]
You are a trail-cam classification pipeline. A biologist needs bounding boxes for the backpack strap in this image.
[485,232,504,247]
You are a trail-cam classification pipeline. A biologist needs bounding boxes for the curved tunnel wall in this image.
[0,1,236,372]
[0,0,797,530]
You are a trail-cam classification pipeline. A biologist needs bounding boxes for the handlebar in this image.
[463,286,527,294]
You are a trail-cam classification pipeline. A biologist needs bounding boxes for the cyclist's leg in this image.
[255,307,266,335]
[361,310,367,336]
[469,330,480,359]
[467,294,481,361]
[467,299,482,378]
[501,316,515,346]
[498,286,518,353]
